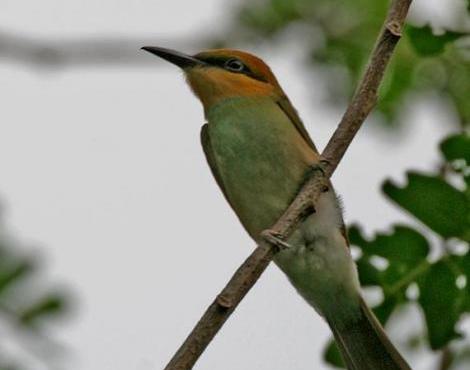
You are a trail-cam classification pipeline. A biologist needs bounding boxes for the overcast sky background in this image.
[0,1,465,370]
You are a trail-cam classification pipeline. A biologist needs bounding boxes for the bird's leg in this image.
[300,160,330,199]
[260,229,292,250]
[261,161,330,252]
[308,160,330,189]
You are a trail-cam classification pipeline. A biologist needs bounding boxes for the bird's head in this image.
[142,47,284,111]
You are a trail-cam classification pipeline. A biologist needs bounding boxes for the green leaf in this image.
[440,133,470,164]
[406,25,467,56]
[349,224,430,286]
[418,260,466,349]
[348,225,369,246]
[368,226,429,264]
[355,258,382,286]
[373,296,402,324]
[349,225,431,325]
[324,339,345,368]
[383,172,470,240]
[0,260,34,296]
[377,54,415,123]
[453,253,470,312]
[349,225,429,264]
[20,294,66,326]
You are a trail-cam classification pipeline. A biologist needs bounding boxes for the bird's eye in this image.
[225,59,245,72]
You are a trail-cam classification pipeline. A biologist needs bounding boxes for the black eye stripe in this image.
[199,57,249,72]
[197,56,268,83]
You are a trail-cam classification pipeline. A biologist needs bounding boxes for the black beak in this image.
[141,46,206,69]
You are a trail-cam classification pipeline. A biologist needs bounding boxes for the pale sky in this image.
[0,1,465,370]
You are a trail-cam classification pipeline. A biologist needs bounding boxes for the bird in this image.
[142,46,412,370]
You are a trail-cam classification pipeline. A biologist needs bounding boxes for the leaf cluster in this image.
[224,0,470,127]
[0,216,69,369]
[325,133,470,368]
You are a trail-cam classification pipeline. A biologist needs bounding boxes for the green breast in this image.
[206,96,316,238]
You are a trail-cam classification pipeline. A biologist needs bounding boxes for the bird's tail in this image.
[328,297,412,370]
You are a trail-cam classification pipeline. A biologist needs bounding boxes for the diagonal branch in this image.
[438,347,453,370]
[164,1,413,369]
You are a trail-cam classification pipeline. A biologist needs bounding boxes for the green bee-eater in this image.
[143,46,412,370]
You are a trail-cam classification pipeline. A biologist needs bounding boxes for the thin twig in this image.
[0,28,196,69]
[164,1,413,369]
[438,347,453,370]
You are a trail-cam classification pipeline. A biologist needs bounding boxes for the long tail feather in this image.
[328,297,412,370]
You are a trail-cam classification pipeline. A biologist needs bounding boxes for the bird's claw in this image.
[261,229,292,250]
[309,161,330,193]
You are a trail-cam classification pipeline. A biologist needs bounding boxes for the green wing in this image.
[200,123,235,209]
[277,98,350,243]
[277,95,319,153]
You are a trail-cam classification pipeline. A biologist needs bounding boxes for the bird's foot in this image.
[261,229,292,251]
[307,160,330,193]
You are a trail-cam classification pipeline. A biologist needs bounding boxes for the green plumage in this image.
[202,96,316,239]
[201,96,412,370]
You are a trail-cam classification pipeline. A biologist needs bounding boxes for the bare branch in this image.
[164,1,413,369]
[438,347,453,370]
[0,28,198,69]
